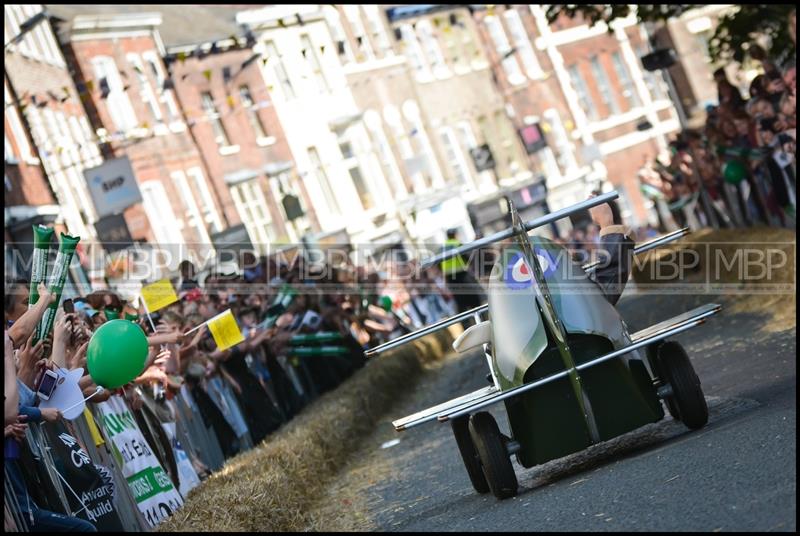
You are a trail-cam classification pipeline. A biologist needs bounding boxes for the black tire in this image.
[469,412,518,499]
[658,341,709,430]
[451,416,490,494]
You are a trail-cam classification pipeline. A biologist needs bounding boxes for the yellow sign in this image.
[83,407,105,447]
[141,279,179,313]
[207,309,244,351]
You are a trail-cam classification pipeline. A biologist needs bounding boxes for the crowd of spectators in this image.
[5,16,796,531]
[636,23,796,233]
[4,254,458,531]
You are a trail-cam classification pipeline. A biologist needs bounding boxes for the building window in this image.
[269,171,304,241]
[611,51,641,110]
[590,55,620,116]
[300,35,329,93]
[494,110,521,175]
[364,110,406,197]
[230,179,275,255]
[201,92,231,147]
[503,9,542,79]
[186,166,223,234]
[400,24,430,77]
[127,53,163,122]
[459,20,481,70]
[171,170,212,245]
[543,108,578,174]
[338,140,354,159]
[338,130,374,210]
[363,5,392,56]
[5,135,15,163]
[143,51,180,120]
[4,86,33,161]
[5,6,31,58]
[264,41,295,99]
[91,55,138,131]
[344,5,374,61]
[7,5,63,65]
[238,85,268,139]
[636,45,668,101]
[416,19,448,77]
[348,166,373,210]
[140,181,185,247]
[439,127,471,186]
[567,65,598,121]
[484,15,525,85]
[324,7,353,63]
[307,147,340,216]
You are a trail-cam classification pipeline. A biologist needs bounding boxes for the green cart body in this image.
[365,192,720,499]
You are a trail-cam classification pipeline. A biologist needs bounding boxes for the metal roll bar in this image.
[420,191,621,270]
[582,227,690,271]
[364,303,488,357]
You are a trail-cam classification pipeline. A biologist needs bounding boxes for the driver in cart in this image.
[585,194,636,306]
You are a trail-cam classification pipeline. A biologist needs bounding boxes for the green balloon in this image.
[723,160,746,184]
[87,319,149,389]
[379,295,393,312]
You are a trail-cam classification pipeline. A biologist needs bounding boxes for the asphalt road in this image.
[313,291,796,532]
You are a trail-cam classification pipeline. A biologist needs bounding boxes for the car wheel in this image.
[469,412,518,499]
[451,416,490,494]
[658,341,709,430]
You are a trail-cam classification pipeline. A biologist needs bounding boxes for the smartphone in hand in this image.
[35,368,59,401]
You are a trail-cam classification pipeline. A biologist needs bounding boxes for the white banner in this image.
[96,395,183,528]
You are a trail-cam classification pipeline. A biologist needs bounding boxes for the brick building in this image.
[48,6,232,270]
[380,4,535,241]
[236,5,408,246]
[471,5,681,229]
[158,5,319,253]
[5,4,103,291]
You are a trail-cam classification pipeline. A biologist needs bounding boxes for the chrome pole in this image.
[364,303,489,357]
[420,191,621,269]
[582,227,690,271]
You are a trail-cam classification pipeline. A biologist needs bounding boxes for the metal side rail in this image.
[364,303,488,357]
[582,227,691,271]
[630,302,721,342]
[393,385,499,432]
[435,303,722,423]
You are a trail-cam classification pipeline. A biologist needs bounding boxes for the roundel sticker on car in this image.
[504,250,558,290]
[505,253,532,290]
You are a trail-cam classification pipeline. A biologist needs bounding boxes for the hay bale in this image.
[160,329,453,532]
[632,227,796,332]
[632,227,795,287]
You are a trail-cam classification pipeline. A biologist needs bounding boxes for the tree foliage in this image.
[545,4,796,66]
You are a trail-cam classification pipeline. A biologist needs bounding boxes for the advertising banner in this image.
[44,422,124,531]
[96,395,183,528]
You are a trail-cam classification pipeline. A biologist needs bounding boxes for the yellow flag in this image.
[207,309,244,351]
[141,279,179,313]
[83,407,105,447]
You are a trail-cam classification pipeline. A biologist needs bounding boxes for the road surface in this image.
[311,291,796,532]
